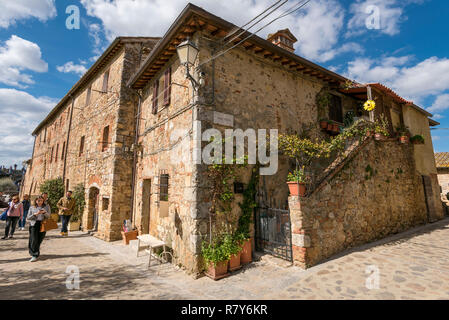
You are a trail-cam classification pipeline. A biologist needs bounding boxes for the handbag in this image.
[0,209,7,221]
[40,218,59,232]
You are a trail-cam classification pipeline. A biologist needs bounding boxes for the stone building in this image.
[435,152,449,199]
[22,4,444,276]
[21,37,160,241]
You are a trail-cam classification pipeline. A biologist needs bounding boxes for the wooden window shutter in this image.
[163,67,171,106]
[152,80,159,114]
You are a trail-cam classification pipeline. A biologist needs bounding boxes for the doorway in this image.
[142,179,151,234]
[87,187,100,231]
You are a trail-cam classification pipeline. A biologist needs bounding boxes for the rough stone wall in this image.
[133,55,202,275]
[289,139,428,268]
[437,168,449,199]
[21,40,157,242]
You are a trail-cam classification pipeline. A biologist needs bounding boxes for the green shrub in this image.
[39,177,64,209]
[201,240,229,266]
[72,183,85,222]
[0,178,17,193]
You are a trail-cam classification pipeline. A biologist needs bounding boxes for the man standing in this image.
[18,194,30,231]
[57,191,76,237]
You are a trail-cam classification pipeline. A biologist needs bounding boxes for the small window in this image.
[86,85,92,106]
[61,142,66,160]
[79,136,85,156]
[66,179,70,191]
[159,173,169,202]
[102,126,109,152]
[102,69,110,93]
[102,197,110,211]
[44,128,47,142]
[50,146,54,163]
[329,94,343,123]
[55,144,59,162]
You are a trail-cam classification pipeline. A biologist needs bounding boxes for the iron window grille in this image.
[158,172,169,202]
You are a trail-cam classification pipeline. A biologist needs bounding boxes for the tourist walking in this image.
[2,195,23,239]
[57,191,76,237]
[18,194,30,231]
[27,196,50,262]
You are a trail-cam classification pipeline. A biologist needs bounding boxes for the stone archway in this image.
[87,186,100,231]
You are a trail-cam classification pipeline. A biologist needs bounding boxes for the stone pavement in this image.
[1,218,449,300]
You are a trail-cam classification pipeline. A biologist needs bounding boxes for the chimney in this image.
[267,29,297,53]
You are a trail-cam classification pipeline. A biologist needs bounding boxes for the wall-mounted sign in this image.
[213,111,234,127]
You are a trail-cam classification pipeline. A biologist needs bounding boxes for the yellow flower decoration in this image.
[364,100,376,111]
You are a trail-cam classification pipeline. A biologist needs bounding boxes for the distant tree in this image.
[0,178,18,193]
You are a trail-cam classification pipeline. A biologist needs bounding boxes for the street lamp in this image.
[177,39,201,89]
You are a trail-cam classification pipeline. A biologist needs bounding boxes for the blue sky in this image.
[0,0,448,167]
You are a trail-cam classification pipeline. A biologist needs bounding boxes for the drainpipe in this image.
[62,96,75,191]
[22,135,36,197]
[130,90,143,228]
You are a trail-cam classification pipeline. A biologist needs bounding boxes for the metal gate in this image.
[255,207,293,262]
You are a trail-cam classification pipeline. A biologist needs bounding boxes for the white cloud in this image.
[0,35,48,88]
[0,89,57,166]
[344,55,449,104]
[428,94,449,114]
[346,0,424,37]
[80,0,360,63]
[57,61,88,76]
[0,0,57,28]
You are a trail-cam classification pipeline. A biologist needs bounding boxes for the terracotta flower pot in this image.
[228,252,242,272]
[121,230,138,245]
[240,238,252,265]
[332,124,340,133]
[399,136,409,144]
[327,123,333,132]
[287,182,306,196]
[68,221,80,232]
[320,121,328,129]
[206,261,229,280]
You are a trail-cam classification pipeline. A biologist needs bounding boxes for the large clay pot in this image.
[68,221,80,232]
[228,252,242,272]
[240,239,252,265]
[121,230,138,245]
[206,261,229,280]
[287,182,306,197]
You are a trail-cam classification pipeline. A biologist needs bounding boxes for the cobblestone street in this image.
[1,218,449,300]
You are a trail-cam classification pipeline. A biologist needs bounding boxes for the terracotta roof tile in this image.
[435,152,449,168]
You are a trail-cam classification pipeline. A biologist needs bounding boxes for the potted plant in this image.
[326,120,334,132]
[410,134,425,145]
[374,116,390,141]
[236,232,252,265]
[396,124,410,144]
[224,234,242,272]
[68,214,81,231]
[287,168,306,196]
[319,118,329,129]
[202,240,230,280]
[69,183,85,232]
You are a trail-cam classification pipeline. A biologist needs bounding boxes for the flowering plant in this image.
[364,100,376,112]
[287,168,306,183]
